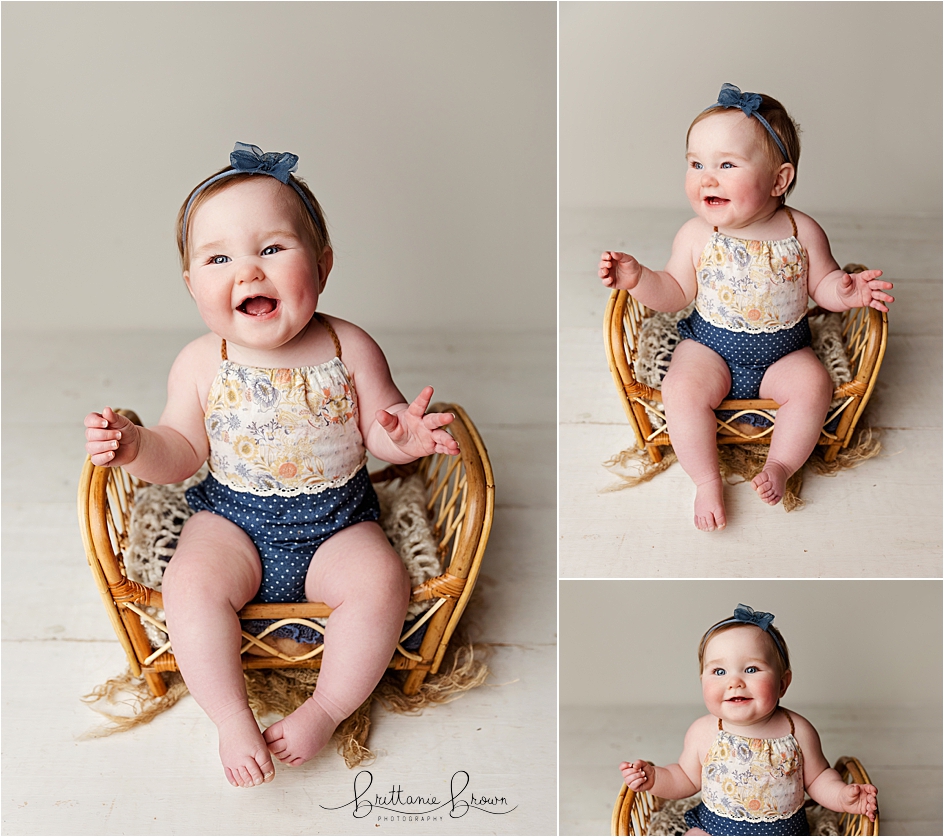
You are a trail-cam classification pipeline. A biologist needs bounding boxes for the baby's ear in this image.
[318,247,334,292]
[183,271,195,299]
[772,163,795,197]
[779,668,793,697]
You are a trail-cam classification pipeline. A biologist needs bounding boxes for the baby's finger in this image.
[408,386,435,416]
[423,411,455,429]
[375,409,405,441]
[87,438,121,456]
[86,425,122,442]
[85,412,110,429]
[89,449,117,466]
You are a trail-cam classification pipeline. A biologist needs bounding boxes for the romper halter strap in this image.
[219,313,342,361]
[718,708,794,734]
[712,207,798,238]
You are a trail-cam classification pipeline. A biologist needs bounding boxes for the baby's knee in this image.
[808,363,834,409]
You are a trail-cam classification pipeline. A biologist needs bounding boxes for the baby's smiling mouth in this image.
[726,696,751,702]
[705,196,729,206]
[238,296,279,316]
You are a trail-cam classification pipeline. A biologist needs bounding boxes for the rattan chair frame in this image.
[77,403,494,699]
[603,264,888,465]
[611,756,878,836]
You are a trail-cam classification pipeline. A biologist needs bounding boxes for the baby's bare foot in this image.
[263,696,339,767]
[694,477,726,531]
[217,705,276,788]
[752,461,791,505]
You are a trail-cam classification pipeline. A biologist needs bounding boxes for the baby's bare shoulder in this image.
[673,217,713,257]
[319,315,387,370]
[788,208,829,241]
[783,708,819,739]
[169,333,223,393]
[684,714,719,746]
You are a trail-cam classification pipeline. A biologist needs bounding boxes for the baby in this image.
[84,143,459,788]
[599,84,894,531]
[619,604,878,835]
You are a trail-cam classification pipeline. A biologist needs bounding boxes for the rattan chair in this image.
[604,264,888,465]
[611,756,878,836]
[77,403,494,699]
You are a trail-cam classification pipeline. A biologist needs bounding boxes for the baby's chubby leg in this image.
[753,347,833,505]
[161,512,275,788]
[263,521,411,766]
[661,340,732,531]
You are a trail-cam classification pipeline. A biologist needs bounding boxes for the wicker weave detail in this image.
[411,572,466,601]
[108,577,159,607]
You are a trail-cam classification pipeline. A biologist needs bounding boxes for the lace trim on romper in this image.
[695,208,810,334]
[204,314,368,497]
[701,709,806,824]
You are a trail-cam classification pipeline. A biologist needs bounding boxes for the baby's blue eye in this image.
[262,245,281,256]
[691,161,703,170]
[713,668,726,676]
[745,666,759,674]
[721,162,734,169]
[211,255,230,265]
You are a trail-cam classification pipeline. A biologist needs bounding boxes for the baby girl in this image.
[84,143,459,787]
[599,84,894,531]
[619,604,878,835]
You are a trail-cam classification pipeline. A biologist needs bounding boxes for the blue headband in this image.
[705,83,791,163]
[704,603,788,665]
[182,142,324,250]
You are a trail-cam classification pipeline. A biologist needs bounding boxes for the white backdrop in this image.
[560,1,942,214]
[2,2,556,333]
[560,580,942,708]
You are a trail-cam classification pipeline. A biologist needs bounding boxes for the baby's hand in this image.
[837,269,894,312]
[84,406,140,467]
[840,782,878,822]
[619,759,654,792]
[376,387,460,459]
[599,251,642,290]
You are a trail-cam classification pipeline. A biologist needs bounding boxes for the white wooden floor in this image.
[560,704,943,836]
[560,207,943,578]
[1,328,556,835]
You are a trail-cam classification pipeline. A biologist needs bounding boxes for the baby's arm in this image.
[793,712,878,822]
[83,340,211,484]
[619,715,708,800]
[332,319,459,464]
[799,213,894,313]
[599,221,700,313]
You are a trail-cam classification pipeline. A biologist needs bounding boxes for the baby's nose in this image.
[235,257,264,282]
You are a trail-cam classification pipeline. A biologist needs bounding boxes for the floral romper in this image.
[185,314,380,604]
[684,709,809,835]
[677,207,811,426]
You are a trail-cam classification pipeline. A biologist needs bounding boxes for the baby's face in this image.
[184,177,328,353]
[685,111,790,231]
[700,625,790,729]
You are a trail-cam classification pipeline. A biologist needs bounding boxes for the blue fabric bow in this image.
[705,603,788,664]
[716,83,764,118]
[706,83,790,162]
[732,603,775,631]
[229,142,299,184]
